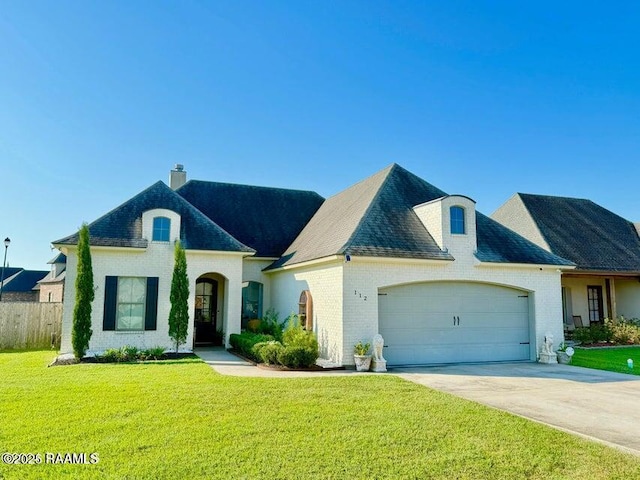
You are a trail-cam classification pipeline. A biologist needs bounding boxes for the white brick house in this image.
[55,164,573,366]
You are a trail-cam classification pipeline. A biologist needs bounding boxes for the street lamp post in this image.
[0,237,11,302]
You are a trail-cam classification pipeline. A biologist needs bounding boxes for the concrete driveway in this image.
[394,362,640,455]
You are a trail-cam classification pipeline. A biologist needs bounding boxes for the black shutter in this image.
[145,277,159,331]
[103,276,118,331]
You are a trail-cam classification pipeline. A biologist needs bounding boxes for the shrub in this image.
[100,348,120,363]
[169,240,189,354]
[229,332,274,362]
[141,346,166,360]
[282,314,318,351]
[119,345,139,362]
[573,323,613,345]
[72,223,94,359]
[98,345,139,362]
[277,345,318,369]
[607,317,640,345]
[254,341,284,365]
[590,323,612,343]
[257,308,284,341]
[572,327,592,344]
[275,314,319,368]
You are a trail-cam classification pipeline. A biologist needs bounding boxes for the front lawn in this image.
[1,351,638,479]
[572,346,640,375]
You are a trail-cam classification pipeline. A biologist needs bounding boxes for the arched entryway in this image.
[194,273,226,346]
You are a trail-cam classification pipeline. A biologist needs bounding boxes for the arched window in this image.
[298,290,313,331]
[450,206,466,234]
[152,217,171,242]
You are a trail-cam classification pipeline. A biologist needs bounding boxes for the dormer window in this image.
[450,206,466,234]
[152,217,171,242]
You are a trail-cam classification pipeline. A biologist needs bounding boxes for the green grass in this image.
[572,346,640,375]
[1,351,638,480]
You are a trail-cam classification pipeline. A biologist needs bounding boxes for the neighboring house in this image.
[0,268,48,302]
[38,253,67,303]
[53,164,572,366]
[493,193,640,330]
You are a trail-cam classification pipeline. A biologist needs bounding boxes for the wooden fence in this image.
[0,303,63,350]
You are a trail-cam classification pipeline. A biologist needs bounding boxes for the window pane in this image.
[116,277,146,330]
[152,216,171,242]
[450,206,465,234]
[242,282,263,320]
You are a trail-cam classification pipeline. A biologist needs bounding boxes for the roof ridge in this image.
[324,163,396,202]
[178,179,323,198]
[340,164,397,255]
[518,192,592,203]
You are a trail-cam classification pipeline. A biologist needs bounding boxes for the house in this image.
[0,268,48,302]
[54,164,573,366]
[37,253,67,303]
[492,193,640,329]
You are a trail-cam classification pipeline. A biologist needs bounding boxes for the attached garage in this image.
[379,281,532,366]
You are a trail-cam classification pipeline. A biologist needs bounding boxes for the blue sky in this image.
[1,1,639,269]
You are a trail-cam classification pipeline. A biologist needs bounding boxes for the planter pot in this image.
[354,354,372,372]
[557,351,572,364]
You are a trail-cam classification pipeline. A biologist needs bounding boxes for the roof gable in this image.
[176,180,324,257]
[516,194,640,271]
[53,181,253,253]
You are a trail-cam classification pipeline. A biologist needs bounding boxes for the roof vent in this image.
[170,164,187,190]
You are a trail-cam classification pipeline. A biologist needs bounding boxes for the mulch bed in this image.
[228,349,345,372]
[80,353,198,364]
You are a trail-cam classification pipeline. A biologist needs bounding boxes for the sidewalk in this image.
[195,347,367,378]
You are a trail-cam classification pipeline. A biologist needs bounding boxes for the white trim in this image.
[263,255,343,273]
[476,261,576,270]
[185,248,253,257]
[53,243,252,257]
[349,255,453,265]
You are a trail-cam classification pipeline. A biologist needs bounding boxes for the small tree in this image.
[72,223,94,359]
[168,240,189,354]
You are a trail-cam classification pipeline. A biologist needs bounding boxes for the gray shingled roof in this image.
[475,213,573,265]
[268,164,570,269]
[47,253,66,264]
[2,270,48,292]
[514,194,640,272]
[0,267,22,282]
[176,180,324,258]
[53,181,254,253]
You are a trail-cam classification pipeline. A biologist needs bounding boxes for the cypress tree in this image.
[72,223,94,359]
[168,240,189,354]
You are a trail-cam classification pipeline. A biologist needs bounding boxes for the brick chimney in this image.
[170,164,187,190]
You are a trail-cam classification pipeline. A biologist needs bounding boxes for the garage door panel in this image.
[378,282,531,366]
[382,327,460,345]
[457,312,528,329]
[459,327,529,344]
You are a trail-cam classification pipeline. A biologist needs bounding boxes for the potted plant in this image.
[557,342,575,364]
[354,341,372,371]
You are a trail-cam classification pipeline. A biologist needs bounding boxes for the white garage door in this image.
[379,282,531,366]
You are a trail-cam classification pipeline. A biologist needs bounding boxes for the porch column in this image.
[605,277,617,320]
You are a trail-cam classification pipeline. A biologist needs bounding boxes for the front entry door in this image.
[194,279,218,345]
